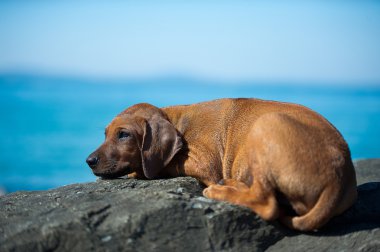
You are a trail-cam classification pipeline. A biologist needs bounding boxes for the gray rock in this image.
[354,159,380,185]
[0,177,282,252]
[1,159,380,252]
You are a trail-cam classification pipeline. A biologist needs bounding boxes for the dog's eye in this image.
[118,131,131,140]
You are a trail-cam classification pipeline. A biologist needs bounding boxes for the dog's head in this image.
[86,103,183,179]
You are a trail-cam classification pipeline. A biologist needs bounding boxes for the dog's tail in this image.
[280,185,342,232]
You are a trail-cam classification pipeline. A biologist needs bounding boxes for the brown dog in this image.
[86,98,357,231]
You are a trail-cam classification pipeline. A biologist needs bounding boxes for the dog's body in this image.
[87,98,357,231]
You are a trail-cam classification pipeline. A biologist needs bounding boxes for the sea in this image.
[1,74,379,193]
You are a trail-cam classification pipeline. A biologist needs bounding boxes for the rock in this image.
[354,159,380,185]
[1,159,380,251]
[0,177,283,252]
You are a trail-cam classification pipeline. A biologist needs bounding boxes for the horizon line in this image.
[1,71,380,88]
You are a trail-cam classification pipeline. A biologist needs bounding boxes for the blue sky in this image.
[0,0,380,84]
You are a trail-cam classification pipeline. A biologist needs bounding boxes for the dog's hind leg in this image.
[279,184,343,232]
[203,178,279,221]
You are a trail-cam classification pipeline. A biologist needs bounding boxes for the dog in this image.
[86,98,357,231]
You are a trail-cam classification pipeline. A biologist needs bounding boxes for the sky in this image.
[0,0,380,84]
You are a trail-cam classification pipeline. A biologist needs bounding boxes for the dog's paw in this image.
[203,185,220,199]
[203,184,238,201]
[202,187,211,198]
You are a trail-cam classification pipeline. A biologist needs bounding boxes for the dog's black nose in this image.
[86,155,99,167]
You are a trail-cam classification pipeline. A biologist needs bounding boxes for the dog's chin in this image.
[94,167,132,179]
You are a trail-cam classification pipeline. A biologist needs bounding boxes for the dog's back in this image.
[163,98,352,180]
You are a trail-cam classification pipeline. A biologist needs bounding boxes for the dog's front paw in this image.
[203,185,218,199]
[202,186,211,198]
[203,184,238,201]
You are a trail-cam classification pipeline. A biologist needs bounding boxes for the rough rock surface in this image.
[1,159,380,252]
[354,159,380,185]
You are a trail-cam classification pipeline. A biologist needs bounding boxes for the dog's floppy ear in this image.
[141,115,183,179]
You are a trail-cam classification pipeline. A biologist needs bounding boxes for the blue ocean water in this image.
[0,75,379,192]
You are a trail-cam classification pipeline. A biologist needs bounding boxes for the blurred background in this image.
[1,0,379,193]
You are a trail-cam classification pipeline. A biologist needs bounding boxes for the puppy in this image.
[86,98,357,231]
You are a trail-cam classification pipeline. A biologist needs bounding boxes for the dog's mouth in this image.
[94,166,132,179]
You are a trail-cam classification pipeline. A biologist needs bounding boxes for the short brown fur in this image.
[87,98,357,231]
